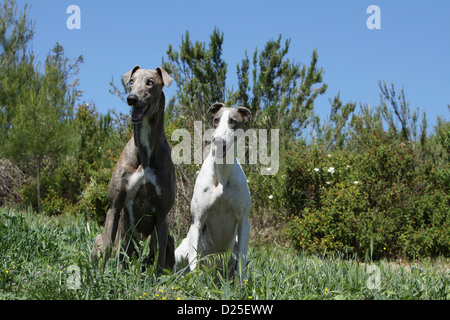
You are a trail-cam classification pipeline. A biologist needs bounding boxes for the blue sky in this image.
[16,0,450,130]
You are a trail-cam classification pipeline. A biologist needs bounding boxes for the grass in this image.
[1,206,449,300]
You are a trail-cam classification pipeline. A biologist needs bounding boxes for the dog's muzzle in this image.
[127,94,150,123]
[212,136,232,159]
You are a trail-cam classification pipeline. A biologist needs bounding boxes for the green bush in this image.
[243,164,285,242]
[40,188,67,216]
[40,160,84,216]
[19,158,86,215]
[78,167,111,224]
[283,128,450,259]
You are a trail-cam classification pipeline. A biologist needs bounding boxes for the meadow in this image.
[1,207,448,300]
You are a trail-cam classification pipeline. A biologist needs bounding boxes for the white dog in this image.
[175,102,252,278]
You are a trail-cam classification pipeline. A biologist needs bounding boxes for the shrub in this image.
[243,164,286,243]
[78,167,111,224]
[0,158,25,206]
[40,188,67,216]
[283,128,450,259]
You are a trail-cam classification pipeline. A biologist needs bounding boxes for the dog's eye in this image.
[129,79,134,85]
[229,119,237,125]
[146,79,154,86]
[213,118,220,124]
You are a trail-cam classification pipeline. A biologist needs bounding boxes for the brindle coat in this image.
[92,66,175,271]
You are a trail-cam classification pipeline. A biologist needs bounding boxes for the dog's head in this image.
[123,66,173,123]
[208,102,252,159]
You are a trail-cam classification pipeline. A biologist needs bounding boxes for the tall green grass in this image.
[1,207,449,300]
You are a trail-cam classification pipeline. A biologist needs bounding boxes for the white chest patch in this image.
[126,166,162,198]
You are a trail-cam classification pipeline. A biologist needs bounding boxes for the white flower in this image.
[247,179,250,183]
[327,154,332,158]
[314,168,320,172]
[353,181,359,184]
[268,195,273,200]
[326,181,331,185]
[327,167,335,174]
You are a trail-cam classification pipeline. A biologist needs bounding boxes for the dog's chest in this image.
[195,162,250,216]
[124,166,162,227]
[126,166,161,197]
[207,181,249,219]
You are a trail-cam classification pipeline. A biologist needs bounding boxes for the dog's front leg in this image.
[92,186,125,263]
[154,218,169,273]
[234,217,250,279]
[102,205,122,259]
[185,178,211,271]
[186,217,206,271]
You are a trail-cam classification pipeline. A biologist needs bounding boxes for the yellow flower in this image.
[174,286,179,290]
[383,247,386,250]
[155,294,159,297]
[159,289,164,293]
[324,288,329,294]
[176,297,181,300]
[143,292,147,296]
[5,270,8,274]
[248,296,252,299]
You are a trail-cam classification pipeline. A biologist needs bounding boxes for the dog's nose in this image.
[127,94,139,106]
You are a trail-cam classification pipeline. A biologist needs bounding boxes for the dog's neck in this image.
[133,94,166,169]
[211,145,236,186]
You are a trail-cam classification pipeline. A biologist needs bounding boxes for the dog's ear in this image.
[237,106,252,121]
[208,102,226,116]
[156,67,173,88]
[123,65,140,84]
